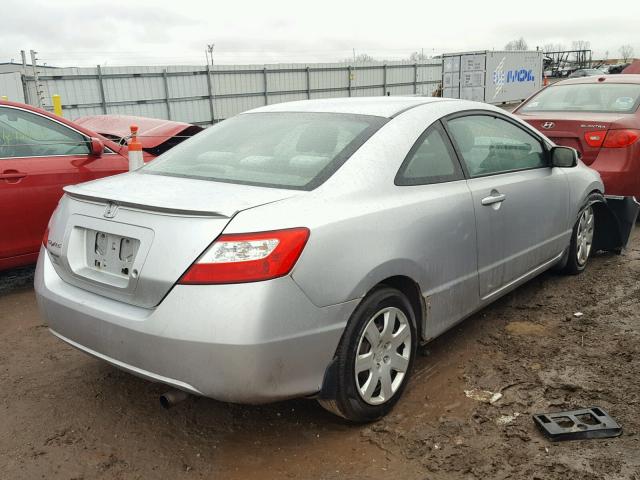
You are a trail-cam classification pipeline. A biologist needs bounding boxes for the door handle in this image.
[481,193,506,206]
[0,171,27,182]
[0,172,27,180]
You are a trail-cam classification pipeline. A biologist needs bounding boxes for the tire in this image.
[561,201,596,275]
[318,287,417,422]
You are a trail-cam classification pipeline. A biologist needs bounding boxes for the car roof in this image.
[245,96,454,118]
[554,74,640,86]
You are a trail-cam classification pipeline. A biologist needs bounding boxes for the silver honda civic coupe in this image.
[35,97,613,421]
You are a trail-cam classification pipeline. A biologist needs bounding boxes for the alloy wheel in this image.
[354,307,412,405]
[576,206,595,266]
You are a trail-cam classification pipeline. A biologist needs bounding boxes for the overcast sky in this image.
[2,0,639,67]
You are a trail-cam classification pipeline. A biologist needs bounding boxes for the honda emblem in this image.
[104,202,118,219]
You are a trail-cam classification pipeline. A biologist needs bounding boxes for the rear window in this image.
[520,83,640,113]
[143,112,386,190]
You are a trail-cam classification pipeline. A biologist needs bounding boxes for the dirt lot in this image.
[1,228,639,480]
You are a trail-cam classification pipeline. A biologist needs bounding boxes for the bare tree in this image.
[619,44,634,62]
[571,40,591,51]
[542,42,566,53]
[409,51,429,62]
[505,37,528,51]
[346,53,376,63]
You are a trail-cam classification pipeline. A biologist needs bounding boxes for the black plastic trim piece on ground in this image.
[533,407,622,441]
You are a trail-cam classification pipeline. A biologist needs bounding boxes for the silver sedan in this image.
[35,97,632,422]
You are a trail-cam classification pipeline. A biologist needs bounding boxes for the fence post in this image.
[206,64,216,124]
[306,66,311,99]
[348,66,352,97]
[30,50,43,108]
[52,94,63,116]
[162,69,172,120]
[20,74,29,105]
[383,64,387,95]
[263,67,268,106]
[96,65,107,114]
[414,63,419,94]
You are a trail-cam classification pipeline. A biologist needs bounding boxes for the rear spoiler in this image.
[63,186,230,218]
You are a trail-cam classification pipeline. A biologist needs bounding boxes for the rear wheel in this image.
[318,287,417,422]
[562,203,595,275]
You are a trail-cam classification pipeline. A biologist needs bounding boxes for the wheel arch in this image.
[319,274,425,401]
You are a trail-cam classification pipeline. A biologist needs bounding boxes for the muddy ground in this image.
[1,228,639,480]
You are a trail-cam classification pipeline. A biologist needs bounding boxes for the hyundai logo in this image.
[542,122,555,129]
[104,202,118,218]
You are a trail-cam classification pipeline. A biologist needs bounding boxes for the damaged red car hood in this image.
[74,115,202,149]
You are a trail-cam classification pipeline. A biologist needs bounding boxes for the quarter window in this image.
[0,107,89,159]
[447,115,546,177]
[396,123,463,185]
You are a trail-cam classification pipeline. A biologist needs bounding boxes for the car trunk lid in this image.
[518,111,631,165]
[46,172,298,308]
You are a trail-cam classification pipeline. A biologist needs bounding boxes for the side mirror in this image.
[550,146,578,168]
[89,137,104,157]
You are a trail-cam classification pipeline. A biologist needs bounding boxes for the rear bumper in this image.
[591,148,640,199]
[35,248,358,403]
[599,170,640,199]
[0,251,38,271]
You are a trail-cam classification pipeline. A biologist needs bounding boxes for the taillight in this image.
[179,228,310,285]
[602,129,640,148]
[42,226,50,247]
[584,131,606,148]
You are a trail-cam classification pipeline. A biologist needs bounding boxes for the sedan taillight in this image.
[602,129,640,148]
[179,228,310,284]
[584,131,606,148]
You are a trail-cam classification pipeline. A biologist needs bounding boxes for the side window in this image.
[0,107,89,159]
[447,115,546,177]
[396,122,463,186]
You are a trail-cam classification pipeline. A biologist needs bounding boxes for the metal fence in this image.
[12,60,442,125]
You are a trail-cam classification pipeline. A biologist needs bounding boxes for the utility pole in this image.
[353,48,356,63]
[20,50,27,70]
[30,50,45,108]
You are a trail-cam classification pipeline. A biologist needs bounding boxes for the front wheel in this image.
[562,203,595,275]
[318,287,417,422]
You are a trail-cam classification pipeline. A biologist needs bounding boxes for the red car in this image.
[514,74,640,199]
[0,101,201,271]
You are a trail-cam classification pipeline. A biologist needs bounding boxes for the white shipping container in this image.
[441,50,542,104]
[443,72,460,88]
[460,86,485,102]
[442,87,460,99]
[443,56,460,73]
[460,71,484,88]
[484,51,543,103]
[461,54,485,72]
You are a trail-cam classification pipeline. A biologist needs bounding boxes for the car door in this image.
[0,105,127,265]
[394,121,478,338]
[444,112,569,300]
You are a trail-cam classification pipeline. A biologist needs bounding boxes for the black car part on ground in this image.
[533,407,622,441]
[595,196,640,253]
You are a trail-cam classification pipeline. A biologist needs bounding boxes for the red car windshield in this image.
[520,83,640,114]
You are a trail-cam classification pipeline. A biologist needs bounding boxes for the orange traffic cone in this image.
[543,75,549,87]
[128,125,143,171]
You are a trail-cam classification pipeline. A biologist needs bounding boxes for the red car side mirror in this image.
[89,137,104,157]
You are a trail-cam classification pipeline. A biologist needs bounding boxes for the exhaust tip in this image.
[160,389,189,409]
